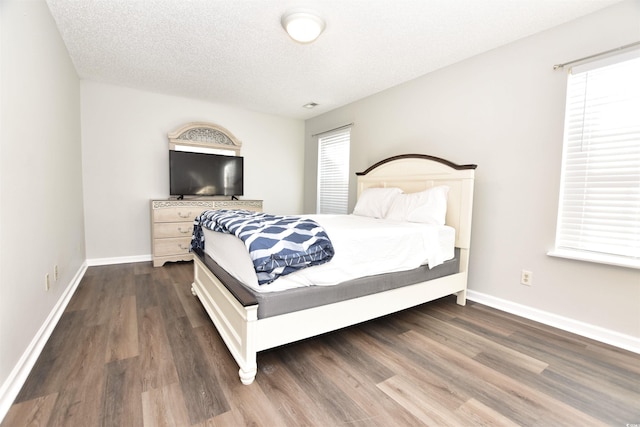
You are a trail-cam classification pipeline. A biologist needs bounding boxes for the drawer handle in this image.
[178,244,190,250]
[177,227,191,234]
[178,211,192,218]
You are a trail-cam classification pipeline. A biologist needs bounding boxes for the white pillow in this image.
[352,187,403,218]
[385,186,449,225]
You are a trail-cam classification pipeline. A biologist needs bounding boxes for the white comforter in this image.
[203,214,455,293]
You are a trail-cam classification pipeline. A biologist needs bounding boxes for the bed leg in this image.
[456,289,467,306]
[191,284,197,296]
[239,367,257,385]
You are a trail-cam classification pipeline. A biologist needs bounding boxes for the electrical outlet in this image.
[45,273,50,291]
[54,265,59,282]
[521,270,533,286]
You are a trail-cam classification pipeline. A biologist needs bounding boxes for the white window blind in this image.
[317,129,351,214]
[553,51,640,266]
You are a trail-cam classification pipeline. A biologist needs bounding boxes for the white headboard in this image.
[356,154,476,258]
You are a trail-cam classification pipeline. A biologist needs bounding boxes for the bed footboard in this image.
[193,251,468,384]
[192,254,258,384]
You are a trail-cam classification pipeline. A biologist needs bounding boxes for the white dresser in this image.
[150,199,263,267]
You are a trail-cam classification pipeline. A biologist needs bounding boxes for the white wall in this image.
[81,82,305,262]
[305,1,640,344]
[0,0,84,415]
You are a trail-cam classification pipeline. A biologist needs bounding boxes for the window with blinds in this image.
[552,50,640,268]
[317,129,351,214]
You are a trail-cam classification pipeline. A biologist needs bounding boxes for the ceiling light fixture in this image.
[303,102,319,109]
[281,10,325,44]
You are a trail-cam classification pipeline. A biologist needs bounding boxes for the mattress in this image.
[202,214,455,293]
[197,248,460,319]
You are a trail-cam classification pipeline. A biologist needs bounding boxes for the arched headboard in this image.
[168,122,242,155]
[355,154,476,271]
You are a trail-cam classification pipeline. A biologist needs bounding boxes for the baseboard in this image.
[467,290,640,354]
[86,254,152,266]
[0,261,88,423]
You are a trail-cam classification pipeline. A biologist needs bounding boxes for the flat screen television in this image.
[169,150,244,197]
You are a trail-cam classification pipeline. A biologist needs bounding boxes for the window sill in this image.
[547,249,640,270]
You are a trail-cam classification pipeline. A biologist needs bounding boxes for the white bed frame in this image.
[191,154,476,385]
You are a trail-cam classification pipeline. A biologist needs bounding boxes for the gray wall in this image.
[304,1,640,340]
[0,0,85,405]
[80,82,305,262]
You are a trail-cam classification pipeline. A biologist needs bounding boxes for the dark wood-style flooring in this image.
[3,261,639,426]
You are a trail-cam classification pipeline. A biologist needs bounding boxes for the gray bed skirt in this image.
[195,248,460,319]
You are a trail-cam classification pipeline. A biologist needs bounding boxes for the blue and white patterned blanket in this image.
[191,209,335,285]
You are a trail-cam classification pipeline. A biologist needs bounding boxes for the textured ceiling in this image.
[46,0,622,120]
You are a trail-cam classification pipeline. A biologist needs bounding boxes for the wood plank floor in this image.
[3,261,639,426]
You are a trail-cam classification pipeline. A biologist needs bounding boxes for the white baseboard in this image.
[0,261,88,423]
[87,254,152,266]
[467,290,640,354]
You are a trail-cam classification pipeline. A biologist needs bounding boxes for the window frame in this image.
[316,128,351,214]
[549,50,640,270]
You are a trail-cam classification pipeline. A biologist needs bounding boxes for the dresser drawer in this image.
[154,222,194,238]
[154,237,192,257]
[154,206,205,223]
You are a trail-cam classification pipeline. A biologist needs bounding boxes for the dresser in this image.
[151,199,263,267]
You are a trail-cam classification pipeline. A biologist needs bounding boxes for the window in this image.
[317,128,351,214]
[551,51,640,268]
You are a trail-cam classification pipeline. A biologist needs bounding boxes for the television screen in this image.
[170,151,244,197]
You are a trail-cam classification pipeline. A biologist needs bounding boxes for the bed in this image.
[190,153,476,385]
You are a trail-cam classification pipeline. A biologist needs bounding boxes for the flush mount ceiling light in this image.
[281,10,325,43]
